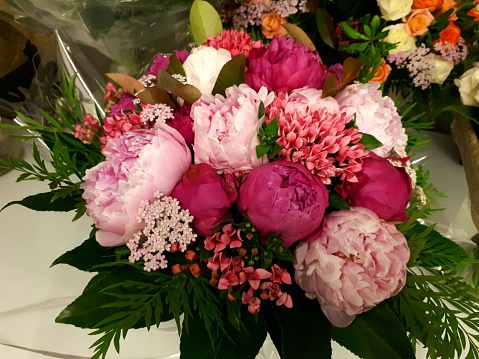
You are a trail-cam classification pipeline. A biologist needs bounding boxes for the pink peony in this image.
[237,160,329,247]
[146,50,189,76]
[335,83,408,157]
[166,103,194,146]
[338,153,412,222]
[294,207,409,327]
[192,84,274,173]
[171,163,238,236]
[245,35,335,93]
[204,29,262,58]
[81,125,191,247]
[266,88,368,184]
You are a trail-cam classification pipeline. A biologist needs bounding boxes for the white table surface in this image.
[0,131,476,359]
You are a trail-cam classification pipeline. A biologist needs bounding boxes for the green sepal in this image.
[1,191,77,212]
[189,0,223,45]
[331,302,415,359]
[212,54,246,96]
[358,133,383,150]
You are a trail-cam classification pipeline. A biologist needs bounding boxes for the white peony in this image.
[383,24,416,55]
[182,46,232,95]
[455,63,479,107]
[429,56,454,85]
[377,0,413,21]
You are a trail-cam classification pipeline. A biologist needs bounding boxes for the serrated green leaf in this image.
[1,191,77,212]
[331,303,415,359]
[189,0,223,45]
[359,133,383,150]
[212,55,246,96]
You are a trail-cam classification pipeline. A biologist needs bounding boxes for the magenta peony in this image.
[171,163,238,236]
[146,50,189,77]
[339,153,412,221]
[266,88,368,184]
[335,83,408,157]
[204,29,262,58]
[192,84,274,173]
[110,92,136,116]
[237,160,329,247]
[166,103,194,146]
[245,35,335,93]
[81,125,191,247]
[294,207,409,327]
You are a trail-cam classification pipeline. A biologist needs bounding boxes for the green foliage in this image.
[256,117,283,159]
[358,133,382,150]
[189,0,222,45]
[212,55,246,96]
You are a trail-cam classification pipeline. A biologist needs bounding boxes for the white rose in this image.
[183,46,232,95]
[383,24,416,55]
[377,0,413,21]
[429,56,454,85]
[455,63,479,107]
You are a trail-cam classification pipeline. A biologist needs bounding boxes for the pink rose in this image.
[192,84,274,173]
[171,163,238,236]
[81,125,191,247]
[237,160,329,247]
[339,153,412,221]
[294,207,409,327]
[335,83,408,157]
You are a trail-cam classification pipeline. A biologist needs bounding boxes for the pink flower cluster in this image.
[204,29,262,58]
[205,224,292,314]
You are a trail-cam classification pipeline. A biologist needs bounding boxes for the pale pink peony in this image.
[192,84,274,173]
[183,46,232,95]
[266,88,368,184]
[335,83,408,157]
[204,29,262,58]
[246,35,336,93]
[294,207,409,327]
[81,125,191,247]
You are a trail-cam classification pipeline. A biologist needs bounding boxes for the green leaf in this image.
[341,22,368,41]
[262,280,331,359]
[256,143,270,158]
[189,0,223,45]
[316,9,337,49]
[1,191,77,212]
[282,23,316,52]
[166,52,186,77]
[157,69,202,104]
[358,133,383,150]
[51,236,117,271]
[331,303,415,359]
[180,308,267,359]
[441,105,479,125]
[212,55,246,96]
[329,192,350,210]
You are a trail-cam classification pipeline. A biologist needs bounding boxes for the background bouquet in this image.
[1,1,479,359]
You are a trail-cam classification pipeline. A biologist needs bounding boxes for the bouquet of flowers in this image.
[2,1,479,358]
[218,0,479,126]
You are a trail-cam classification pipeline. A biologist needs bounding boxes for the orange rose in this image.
[437,21,461,46]
[467,5,479,21]
[403,9,435,36]
[369,60,392,84]
[261,12,287,39]
[440,0,458,21]
[412,0,444,11]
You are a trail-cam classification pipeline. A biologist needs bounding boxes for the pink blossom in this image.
[246,35,335,93]
[146,50,189,76]
[266,89,368,184]
[239,267,272,290]
[110,92,136,116]
[270,264,292,284]
[192,84,274,173]
[218,267,241,290]
[81,125,191,247]
[335,83,408,157]
[204,29,262,58]
[204,223,242,252]
[242,287,261,314]
[294,207,409,327]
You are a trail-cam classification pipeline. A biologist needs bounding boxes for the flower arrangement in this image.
[2,1,479,359]
[218,0,479,126]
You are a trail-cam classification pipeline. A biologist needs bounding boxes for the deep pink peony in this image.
[146,50,189,76]
[339,153,412,222]
[335,83,408,157]
[192,84,274,173]
[266,88,369,184]
[81,125,191,247]
[204,29,262,58]
[294,207,409,327]
[171,163,238,236]
[237,160,329,247]
[110,92,136,116]
[167,103,194,146]
[246,35,336,93]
